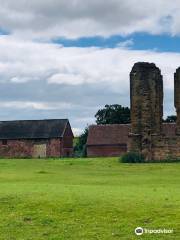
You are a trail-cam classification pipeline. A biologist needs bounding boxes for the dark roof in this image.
[87,123,176,146]
[0,119,70,139]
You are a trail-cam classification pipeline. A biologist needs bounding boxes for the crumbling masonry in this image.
[129,62,180,160]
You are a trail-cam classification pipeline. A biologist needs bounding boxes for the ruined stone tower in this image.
[174,68,180,135]
[129,62,163,160]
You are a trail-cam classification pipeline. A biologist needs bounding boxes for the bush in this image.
[73,127,88,157]
[120,152,145,163]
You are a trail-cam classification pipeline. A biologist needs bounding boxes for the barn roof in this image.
[0,119,70,139]
[87,124,130,145]
[87,123,176,146]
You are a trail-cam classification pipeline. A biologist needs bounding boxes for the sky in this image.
[0,0,180,135]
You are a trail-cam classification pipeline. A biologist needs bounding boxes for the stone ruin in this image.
[129,62,180,161]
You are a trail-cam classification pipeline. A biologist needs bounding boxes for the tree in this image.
[95,104,130,125]
[163,115,177,123]
[74,127,89,157]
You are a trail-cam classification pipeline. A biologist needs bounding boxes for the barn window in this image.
[2,140,7,145]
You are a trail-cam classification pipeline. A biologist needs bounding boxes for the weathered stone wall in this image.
[129,62,180,161]
[129,62,163,160]
[174,68,180,135]
[151,135,180,160]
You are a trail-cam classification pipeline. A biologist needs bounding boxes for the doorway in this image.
[33,144,47,158]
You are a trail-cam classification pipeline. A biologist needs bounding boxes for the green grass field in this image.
[0,158,179,240]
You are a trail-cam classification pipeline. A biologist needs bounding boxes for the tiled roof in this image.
[0,119,69,139]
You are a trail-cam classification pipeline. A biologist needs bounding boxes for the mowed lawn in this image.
[0,158,179,240]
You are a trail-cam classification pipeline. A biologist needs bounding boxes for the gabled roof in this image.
[0,119,70,139]
[87,123,176,146]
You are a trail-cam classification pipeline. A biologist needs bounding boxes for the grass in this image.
[0,158,179,239]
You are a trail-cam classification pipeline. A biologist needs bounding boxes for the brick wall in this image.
[61,122,74,157]
[46,139,61,157]
[0,139,33,158]
[87,144,127,157]
[0,138,62,158]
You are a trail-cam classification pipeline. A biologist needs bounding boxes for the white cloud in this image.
[1,0,180,133]
[48,73,85,85]
[1,35,179,91]
[1,35,180,90]
[0,35,179,131]
[0,0,180,39]
[72,128,83,136]
[0,101,72,110]
[117,39,134,49]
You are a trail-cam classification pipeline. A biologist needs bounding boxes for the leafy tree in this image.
[95,104,130,125]
[163,115,177,123]
[74,127,89,157]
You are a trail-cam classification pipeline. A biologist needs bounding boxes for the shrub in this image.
[73,127,88,157]
[120,152,145,163]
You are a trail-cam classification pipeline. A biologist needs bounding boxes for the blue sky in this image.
[0,0,180,135]
[54,33,180,52]
[0,29,9,36]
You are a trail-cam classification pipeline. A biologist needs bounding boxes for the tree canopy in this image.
[95,104,130,125]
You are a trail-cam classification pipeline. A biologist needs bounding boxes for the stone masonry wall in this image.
[174,68,180,135]
[129,62,180,161]
[151,135,180,160]
[129,62,163,160]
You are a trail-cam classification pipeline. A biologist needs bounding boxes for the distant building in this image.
[87,123,176,157]
[0,119,74,158]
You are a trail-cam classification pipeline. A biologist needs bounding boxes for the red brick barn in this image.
[0,119,74,158]
[87,124,130,157]
[87,123,176,157]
